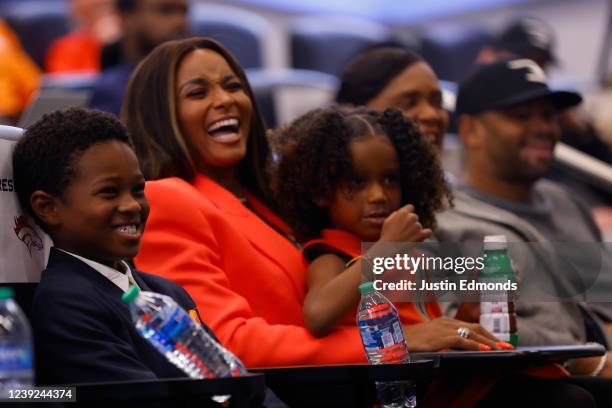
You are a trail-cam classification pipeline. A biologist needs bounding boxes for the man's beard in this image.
[498,156,549,186]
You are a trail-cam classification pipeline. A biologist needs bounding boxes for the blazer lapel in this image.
[192,174,304,299]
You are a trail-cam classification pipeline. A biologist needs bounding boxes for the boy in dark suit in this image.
[12,107,210,385]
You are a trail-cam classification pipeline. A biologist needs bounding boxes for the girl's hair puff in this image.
[273,106,452,242]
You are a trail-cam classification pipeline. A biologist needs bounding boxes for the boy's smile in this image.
[50,140,149,269]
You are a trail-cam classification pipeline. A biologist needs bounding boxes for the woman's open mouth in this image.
[207,118,241,144]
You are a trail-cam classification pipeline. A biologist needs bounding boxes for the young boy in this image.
[13,107,210,385]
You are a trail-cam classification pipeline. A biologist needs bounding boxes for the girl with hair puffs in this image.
[273,106,501,348]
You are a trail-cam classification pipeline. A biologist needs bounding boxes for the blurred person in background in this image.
[337,46,449,152]
[477,17,612,229]
[335,46,462,184]
[89,0,189,117]
[476,17,558,71]
[0,18,40,125]
[436,59,612,389]
[45,0,121,74]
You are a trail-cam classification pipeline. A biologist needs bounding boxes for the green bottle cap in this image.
[359,282,375,295]
[121,285,140,304]
[0,287,14,300]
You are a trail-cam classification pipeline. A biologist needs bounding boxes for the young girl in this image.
[273,106,462,338]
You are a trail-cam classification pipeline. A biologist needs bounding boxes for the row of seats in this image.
[0,1,493,82]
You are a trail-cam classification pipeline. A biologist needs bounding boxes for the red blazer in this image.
[135,174,366,368]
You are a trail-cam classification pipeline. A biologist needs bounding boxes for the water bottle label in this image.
[392,321,404,344]
[0,345,32,371]
[480,280,509,302]
[160,307,195,344]
[381,330,394,348]
[359,319,405,350]
[480,313,510,333]
[481,301,509,314]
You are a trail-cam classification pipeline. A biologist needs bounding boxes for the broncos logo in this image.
[13,215,43,255]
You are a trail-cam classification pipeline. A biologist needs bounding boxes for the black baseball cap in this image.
[456,58,582,116]
[495,17,557,66]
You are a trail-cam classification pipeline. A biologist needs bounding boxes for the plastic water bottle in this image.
[480,235,518,347]
[0,287,33,395]
[357,282,416,408]
[122,286,246,379]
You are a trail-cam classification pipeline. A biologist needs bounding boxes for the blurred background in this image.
[1,0,611,122]
[2,0,612,182]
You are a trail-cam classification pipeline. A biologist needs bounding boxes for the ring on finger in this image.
[457,327,470,339]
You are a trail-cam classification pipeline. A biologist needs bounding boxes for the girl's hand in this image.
[403,317,502,352]
[380,204,432,243]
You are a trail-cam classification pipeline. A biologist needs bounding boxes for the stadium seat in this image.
[189,4,270,69]
[39,72,98,91]
[0,126,51,315]
[289,16,391,77]
[247,68,339,128]
[420,24,493,82]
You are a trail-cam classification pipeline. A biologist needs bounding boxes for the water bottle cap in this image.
[0,287,14,300]
[359,282,375,294]
[484,235,507,250]
[121,285,140,304]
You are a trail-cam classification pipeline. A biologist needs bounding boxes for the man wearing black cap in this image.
[476,17,612,211]
[435,58,612,378]
[456,57,581,200]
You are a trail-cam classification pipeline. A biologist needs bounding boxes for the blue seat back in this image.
[290,16,391,77]
[189,4,269,69]
[421,24,492,82]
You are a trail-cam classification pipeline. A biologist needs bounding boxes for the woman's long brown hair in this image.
[121,37,273,207]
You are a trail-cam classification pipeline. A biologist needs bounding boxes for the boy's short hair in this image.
[13,107,132,228]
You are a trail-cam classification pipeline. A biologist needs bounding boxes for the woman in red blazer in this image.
[121,38,512,369]
[122,37,367,367]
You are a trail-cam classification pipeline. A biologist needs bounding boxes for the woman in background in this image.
[337,46,448,150]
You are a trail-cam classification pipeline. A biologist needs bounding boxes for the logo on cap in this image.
[508,59,547,83]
